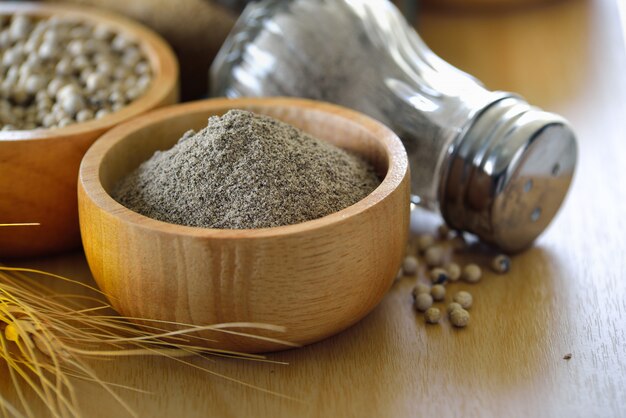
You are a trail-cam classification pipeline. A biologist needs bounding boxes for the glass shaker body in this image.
[211,0,577,252]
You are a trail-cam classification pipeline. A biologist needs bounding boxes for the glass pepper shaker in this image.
[210,0,577,252]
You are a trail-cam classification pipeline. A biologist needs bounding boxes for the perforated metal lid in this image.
[440,97,577,253]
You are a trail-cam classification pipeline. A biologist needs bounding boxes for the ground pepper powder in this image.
[113,109,380,229]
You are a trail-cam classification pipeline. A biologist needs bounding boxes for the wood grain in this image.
[78,98,410,352]
[2,0,626,416]
[0,3,179,258]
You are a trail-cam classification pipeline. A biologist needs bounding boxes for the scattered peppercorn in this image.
[447,302,463,314]
[424,246,444,267]
[412,283,431,297]
[462,263,482,283]
[402,255,419,276]
[453,291,473,309]
[491,254,511,274]
[449,308,470,327]
[416,234,435,252]
[424,307,441,324]
[414,293,433,312]
[563,353,572,360]
[445,262,461,282]
[429,268,449,285]
[430,284,446,301]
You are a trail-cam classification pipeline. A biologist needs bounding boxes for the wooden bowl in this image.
[78,98,410,352]
[0,3,179,258]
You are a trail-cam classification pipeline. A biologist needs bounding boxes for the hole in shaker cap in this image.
[531,207,541,222]
[551,163,560,176]
[524,180,533,192]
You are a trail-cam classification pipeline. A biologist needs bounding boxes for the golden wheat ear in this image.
[1,260,297,418]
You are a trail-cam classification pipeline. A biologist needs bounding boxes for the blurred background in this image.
[37,0,583,104]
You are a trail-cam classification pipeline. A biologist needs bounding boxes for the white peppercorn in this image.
[137,74,152,91]
[93,24,113,41]
[412,283,430,297]
[123,76,138,91]
[67,39,85,56]
[38,40,58,61]
[491,254,511,274]
[453,291,473,309]
[134,60,150,76]
[59,91,85,116]
[402,255,419,276]
[0,14,152,131]
[430,284,446,301]
[42,27,59,43]
[416,234,435,252]
[24,38,39,54]
[125,87,141,101]
[3,48,23,67]
[414,293,433,312]
[9,15,31,41]
[462,264,482,283]
[95,109,110,119]
[81,37,95,51]
[0,30,10,49]
[445,262,461,282]
[72,55,89,71]
[42,113,55,128]
[111,34,130,51]
[122,48,141,67]
[96,59,113,76]
[90,90,108,106]
[85,72,106,93]
[395,268,404,281]
[57,117,72,127]
[424,307,441,324]
[109,90,126,105]
[24,74,45,94]
[429,268,449,285]
[450,308,470,328]
[76,109,94,123]
[113,66,130,80]
[447,302,463,314]
[47,78,64,97]
[55,58,72,76]
[424,246,444,267]
[5,66,19,84]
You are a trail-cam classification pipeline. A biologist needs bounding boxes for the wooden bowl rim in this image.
[79,97,409,239]
[0,2,178,143]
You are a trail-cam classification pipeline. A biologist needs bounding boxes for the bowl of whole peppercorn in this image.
[0,3,178,258]
[78,97,410,353]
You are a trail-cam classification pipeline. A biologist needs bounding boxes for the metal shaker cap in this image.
[440,97,577,253]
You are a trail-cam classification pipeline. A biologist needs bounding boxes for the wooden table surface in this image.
[3,0,626,417]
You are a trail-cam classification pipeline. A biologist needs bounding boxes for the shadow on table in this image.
[0,245,566,416]
[251,244,566,415]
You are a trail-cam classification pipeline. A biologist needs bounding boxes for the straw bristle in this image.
[0,248,296,417]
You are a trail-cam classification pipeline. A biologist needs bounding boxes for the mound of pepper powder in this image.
[113,109,380,229]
